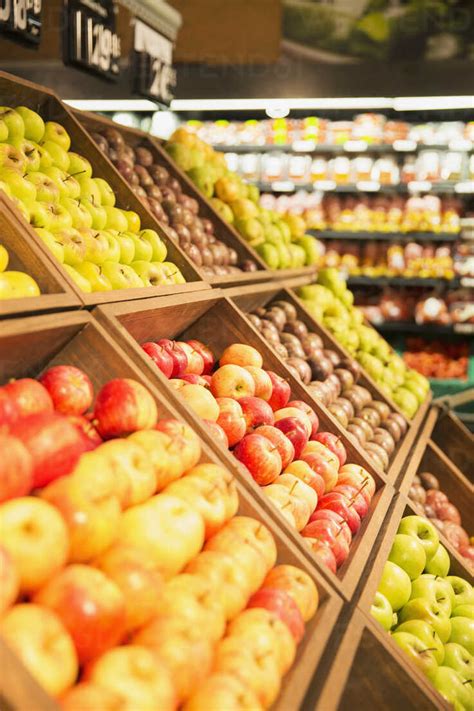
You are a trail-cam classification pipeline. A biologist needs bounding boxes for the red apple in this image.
[443,522,469,551]
[176,342,205,375]
[93,379,157,439]
[234,434,282,485]
[308,509,352,546]
[186,339,215,375]
[67,415,102,451]
[141,342,174,378]
[266,371,291,411]
[247,587,305,643]
[274,417,309,459]
[274,407,312,438]
[254,425,295,469]
[0,390,20,431]
[302,518,339,546]
[156,339,188,377]
[284,460,325,499]
[202,375,212,386]
[435,501,461,525]
[287,400,319,439]
[459,545,474,563]
[238,396,275,433]
[211,365,256,399]
[3,378,53,418]
[425,489,448,508]
[244,367,272,401]
[179,373,208,387]
[337,464,376,501]
[216,398,247,447]
[203,419,229,449]
[34,564,127,665]
[317,492,361,535]
[301,452,338,493]
[332,484,369,519]
[312,432,347,466]
[304,538,337,574]
[0,434,33,502]
[10,412,90,488]
[39,366,94,416]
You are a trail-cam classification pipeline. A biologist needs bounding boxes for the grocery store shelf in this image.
[348,276,463,289]
[375,321,474,336]
[308,230,460,243]
[214,141,473,155]
[254,181,464,195]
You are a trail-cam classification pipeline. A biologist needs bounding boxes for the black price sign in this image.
[0,0,42,45]
[133,20,176,106]
[63,0,121,81]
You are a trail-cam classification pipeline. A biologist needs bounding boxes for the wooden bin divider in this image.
[0,310,343,711]
[431,410,474,478]
[95,290,394,600]
[0,70,209,306]
[0,194,80,317]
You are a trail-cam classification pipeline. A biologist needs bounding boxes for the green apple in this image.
[104,206,129,232]
[443,643,474,682]
[42,121,71,151]
[0,271,40,299]
[75,262,112,292]
[161,262,185,284]
[425,544,450,578]
[36,142,54,171]
[26,172,60,203]
[398,515,439,562]
[391,632,439,680]
[81,199,107,230]
[102,232,120,263]
[0,143,26,171]
[378,561,412,612]
[114,232,135,265]
[130,260,167,287]
[29,202,53,230]
[128,232,153,262]
[392,612,398,628]
[62,264,92,293]
[34,228,65,263]
[10,139,40,173]
[370,591,393,631]
[448,617,474,655]
[399,599,452,643]
[123,210,141,234]
[0,180,13,199]
[0,167,36,204]
[43,167,78,199]
[0,244,8,271]
[41,141,70,172]
[78,176,102,205]
[256,242,279,269]
[431,665,473,709]
[410,575,455,616]
[47,203,73,231]
[452,605,474,620]
[0,118,8,142]
[388,534,427,581]
[448,577,474,608]
[15,106,45,143]
[83,230,111,265]
[68,152,92,180]
[61,197,94,230]
[139,229,167,262]
[288,243,306,268]
[0,107,24,139]
[101,262,144,290]
[295,234,322,266]
[94,178,115,207]
[54,228,87,266]
[395,620,445,664]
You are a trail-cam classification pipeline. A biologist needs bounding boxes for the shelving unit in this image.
[308,230,461,243]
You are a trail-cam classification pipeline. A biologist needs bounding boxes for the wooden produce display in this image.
[417,406,474,478]
[0,310,342,711]
[225,280,426,486]
[0,194,80,317]
[95,289,394,600]
[0,71,208,306]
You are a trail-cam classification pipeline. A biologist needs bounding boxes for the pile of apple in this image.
[0,243,40,300]
[165,128,321,270]
[90,125,259,277]
[0,105,185,292]
[410,471,473,569]
[297,269,431,419]
[142,338,377,574]
[246,298,408,473]
[0,368,319,709]
[371,514,473,710]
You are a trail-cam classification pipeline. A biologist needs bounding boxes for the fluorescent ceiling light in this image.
[394,96,474,111]
[64,99,158,112]
[170,97,394,111]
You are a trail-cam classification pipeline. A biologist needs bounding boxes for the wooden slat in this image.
[432,410,474,478]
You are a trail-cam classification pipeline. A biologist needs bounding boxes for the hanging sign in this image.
[133,19,176,106]
[0,0,42,45]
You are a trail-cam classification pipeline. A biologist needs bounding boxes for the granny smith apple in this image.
[26,172,60,203]
[139,229,167,262]
[398,515,439,562]
[399,599,452,643]
[63,264,92,293]
[54,228,87,266]
[114,232,135,264]
[128,233,153,262]
[378,561,412,612]
[443,643,474,682]
[389,534,427,581]
[81,199,107,230]
[0,271,40,299]
[395,620,445,664]
[431,665,473,709]
[0,107,24,139]
[68,152,92,179]
[42,121,71,151]
[448,617,474,655]
[78,175,101,205]
[41,141,70,172]
[60,197,93,230]
[94,177,115,207]
[410,575,455,616]
[256,242,279,269]
[391,632,439,679]
[370,591,393,631]
[101,262,144,290]
[104,206,129,232]
[15,106,45,143]
[0,245,8,271]
[425,544,450,578]
[452,605,474,620]
[34,228,65,263]
[0,167,36,203]
[123,210,141,234]
[75,262,112,292]
[448,577,474,608]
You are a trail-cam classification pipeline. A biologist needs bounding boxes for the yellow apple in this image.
[224,516,277,570]
[185,550,250,620]
[179,383,220,421]
[263,564,319,621]
[277,473,318,513]
[184,673,263,711]
[128,429,184,490]
[61,682,122,711]
[165,473,231,540]
[96,439,157,508]
[184,463,239,520]
[205,526,267,594]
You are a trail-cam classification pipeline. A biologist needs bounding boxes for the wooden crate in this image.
[95,290,394,600]
[301,607,450,711]
[430,409,474,478]
[0,70,208,306]
[0,310,342,711]
[226,280,427,486]
[0,194,80,317]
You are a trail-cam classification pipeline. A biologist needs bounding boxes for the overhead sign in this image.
[133,19,176,106]
[0,0,42,45]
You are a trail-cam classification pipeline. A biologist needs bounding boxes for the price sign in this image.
[0,0,42,45]
[133,20,176,106]
[63,0,121,81]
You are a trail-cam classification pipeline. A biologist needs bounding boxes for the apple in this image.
[397,515,440,562]
[312,432,346,466]
[141,342,174,378]
[388,533,427,580]
[452,605,474,619]
[41,120,71,150]
[3,377,53,418]
[262,484,296,528]
[60,682,123,711]
[371,591,393,631]
[62,264,90,293]
[0,167,35,202]
[254,425,294,469]
[165,472,232,540]
[0,545,19,614]
[332,484,369,519]
[302,517,349,567]
[211,364,256,399]
[15,106,44,142]
[176,342,205,375]
[26,171,60,202]
[274,407,312,438]
[247,587,305,643]
[84,645,176,710]
[443,643,474,681]
[34,227,65,262]
[180,383,220,421]
[220,343,263,368]
[317,492,361,535]
[0,497,68,594]
[288,400,319,439]
[448,577,474,607]
[263,564,318,622]
[301,451,338,493]
[274,417,309,459]
[216,397,246,447]
[97,438,157,508]
[243,366,272,401]
[0,143,27,171]
[0,603,78,697]
[284,460,324,498]
[205,526,268,595]
[186,339,215,375]
[266,371,291,411]
[305,537,337,574]
[0,388,20,430]
[0,434,33,503]
[410,575,455,616]
[448,616,474,655]
[222,517,276,572]
[399,599,452,643]
[203,419,229,449]
[396,620,445,664]
[431,665,473,709]
[238,396,275,433]
[234,433,282,485]
[157,340,188,378]
[93,378,157,438]
[184,673,261,711]
[186,550,250,620]
[154,418,202,472]
[54,227,87,266]
[308,509,352,546]
[39,365,93,416]
[391,632,438,679]
[338,465,375,503]
[129,430,182,490]
[378,561,412,611]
